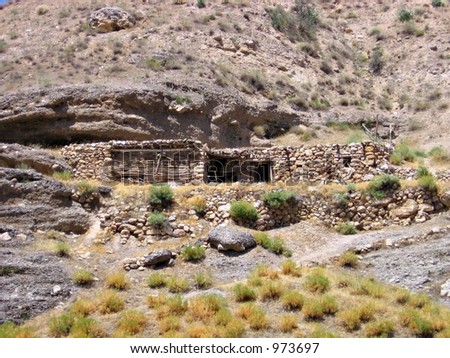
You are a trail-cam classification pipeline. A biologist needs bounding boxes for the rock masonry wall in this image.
[62,141,394,184]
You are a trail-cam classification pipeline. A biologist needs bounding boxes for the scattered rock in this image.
[143,249,176,267]
[390,199,419,219]
[207,225,256,252]
[88,7,136,32]
[441,279,450,297]
[440,190,450,208]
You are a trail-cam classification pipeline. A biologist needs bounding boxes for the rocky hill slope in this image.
[0,0,448,148]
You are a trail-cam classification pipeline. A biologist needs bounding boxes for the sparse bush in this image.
[147,293,168,308]
[53,171,73,181]
[0,322,34,338]
[158,315,180,333]
[72,269,94,287]
[97,290,125,314]
[76,181,96,195]
[233,283,257,302]
[167,276,190,293]
[281,291,305,310]
[352,278,384,298]
[254,232,291,257]
[240,70,266,92]
[336,222,357,235]
[399,9,413,22]
[247,307,269,330]
[262,190,294,208]
[253,124,267,138]
[302,299,325,321]
[259,281,285,301]
[156,295,187,318]
[147,273,167,288]
[367,175,400,198]
[147,211,165,227]
[230,200,259,221]
[197,0,206,8]
[390,143,426,164]
[148,185,174,207]
[279,314,298,332]
[303,274,330,294]
[69,317,104,338]
[36,5,50,15]
[319,295,339,315]
[418,175,437,191]
[105,271,130,291]
[187,294,227,322]
[338,251,358,268]
[143,57,165,71]
[365,319,395,337]
[310,325,337,338]
[429,146,450,164]
[187,195,207,215]
[117,310,146,336]
[333,192,349,208]
[54,242,70,257]
[310,97,330,110]
[280,259,302,277]
[71,298,96,316]
[194,272,212,290]
[369,47,384,74]
[408,293,431,309]
[0,40,7,53]
[432,0,444,7]
[395,288,411,305]
[181,244,205,262]
[48,312,76,337]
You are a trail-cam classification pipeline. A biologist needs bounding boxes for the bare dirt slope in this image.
[0,0,448,148]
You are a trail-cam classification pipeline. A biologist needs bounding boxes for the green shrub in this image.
[147,212,165,227]
[167,276,190,293]
[280,259,302,276]
[432,0,444,7]
[240,70,266,92]
[36,5,50,15]
[180,245,206,261]
[367,175,400,198]
[147,273,167,288]
[418,175,437,191]
[187,195,207,215]
[303,274,330,294]
[54,241,70,257]
[417,165,431,178]
[76,181,96,195]
[148,185,174,207]
[338,251,358,267]
[390,143,427,164]
[365,319,395,337]
[230,200,259,221]
[262,190,294,208]
[333,192,350,208]
[193,272,212,290]
[399,9,413,22]
[53,171,73,181]
[281,291,305,310]
[259,281,285,301]
[369,47,384,74]
[233,283,257,302]
[336,222,357,235]
[48,312,76,337]
[197,0,206,8]
[0,322,34,338]
[253,232,292,257]
[0,39,7,53]
[279,313,298,332]
[72,269,94,287]
[143,57,165,71]
[69,317,104,338]
[310,97,330,110]
[302,299,325,321]
[429,146,449,164]
[319,295,339,315]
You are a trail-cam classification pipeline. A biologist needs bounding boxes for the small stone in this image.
[0,232,12,241]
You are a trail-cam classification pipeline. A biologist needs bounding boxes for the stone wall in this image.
[62,140,395,184]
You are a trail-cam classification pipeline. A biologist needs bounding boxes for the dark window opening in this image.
[342,157,351,167]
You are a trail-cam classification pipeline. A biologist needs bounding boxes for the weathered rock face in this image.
[0,226,73,324]
[143,249,176,267]
[0,168,90,233]
[0,143,71,175]
[88,7,136,32]
[390,199,419,219]
[440,190,450,208]
[207,225,256,252]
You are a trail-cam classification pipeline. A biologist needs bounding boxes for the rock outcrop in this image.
[207,225,256,252]
[440,190,450,208]
[0,143,71,175]
[88,7,136,32]
[390,199,419,219]
[0,168,90,233]
[143,249,176,267]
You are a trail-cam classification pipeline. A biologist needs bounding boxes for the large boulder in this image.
[0,168,90,233]
[88,7,136,32]
[0,143,71,175]
[207,225,256,252]
[143,249,176,267]
[390,199,419,219]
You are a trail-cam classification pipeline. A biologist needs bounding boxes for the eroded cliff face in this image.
[0,82,400,148]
